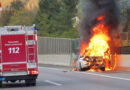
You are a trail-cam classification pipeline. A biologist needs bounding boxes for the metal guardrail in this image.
[38,37,80,55]
[121,32,130,47]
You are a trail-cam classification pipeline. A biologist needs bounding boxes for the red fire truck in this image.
[0,25,38,86]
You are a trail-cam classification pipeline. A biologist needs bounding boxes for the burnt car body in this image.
[75,55,106,71]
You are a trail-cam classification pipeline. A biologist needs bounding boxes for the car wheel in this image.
[85,67,90,71]
[79,63,87,71]
[79,63,83,71]
[100,67,105,71]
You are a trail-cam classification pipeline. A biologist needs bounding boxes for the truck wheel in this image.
[25,80,30,86]
[30,79,36,86]
[25,79,36,86]
[11,80,17,83]
[0,81,2,87]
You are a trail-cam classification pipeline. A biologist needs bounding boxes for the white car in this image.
[75,55,106,71]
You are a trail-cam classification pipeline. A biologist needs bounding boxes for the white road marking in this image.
[76,72,130,81]
[44,80,62,86]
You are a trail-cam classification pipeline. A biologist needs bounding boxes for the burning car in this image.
[76,55,106,71]
[73,0,119,72]
[74,48,112,71]
[73,22,113,71]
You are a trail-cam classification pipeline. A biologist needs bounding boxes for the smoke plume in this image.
[79,0,120,43]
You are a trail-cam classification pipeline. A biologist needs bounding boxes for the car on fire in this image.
[75,54,106,71]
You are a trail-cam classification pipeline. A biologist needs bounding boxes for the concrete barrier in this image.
[38,54,72,66]
[38,54,130,71]
[118,55,130,67]
[117,55,130,71]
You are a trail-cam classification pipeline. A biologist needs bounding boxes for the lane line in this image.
[44,80,62,86]
[76,72,130,81]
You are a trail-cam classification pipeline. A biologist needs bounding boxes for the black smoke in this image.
[79,0,120,43]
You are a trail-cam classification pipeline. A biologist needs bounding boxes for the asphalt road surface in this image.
[1,67,130,90]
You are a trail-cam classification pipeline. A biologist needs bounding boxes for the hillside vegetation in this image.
[0,0,129,38]
[1,0,39,10]
[0,0,39,26]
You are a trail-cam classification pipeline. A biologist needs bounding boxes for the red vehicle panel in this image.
[1,35,27,72]
[2,64,27,72]
[2,35,26,63]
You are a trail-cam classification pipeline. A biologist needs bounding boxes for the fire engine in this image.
[0,25,38,87]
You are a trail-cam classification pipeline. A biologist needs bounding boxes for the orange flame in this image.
[81,23,110,57]
[80,22,113,71]
[97,16,105,21]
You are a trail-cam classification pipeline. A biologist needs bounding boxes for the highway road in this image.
[1,67,130,90]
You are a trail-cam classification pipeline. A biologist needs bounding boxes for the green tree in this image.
[10,0,24,10]
[8,0,37,26]
[34,0,79,38]
[0,0,25,26]
[60,0,79,38]
[35,13,49,36]
[120,0,130,31]
[9,9,34,26]
[0,10,12,26]
[35,0,61,37]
